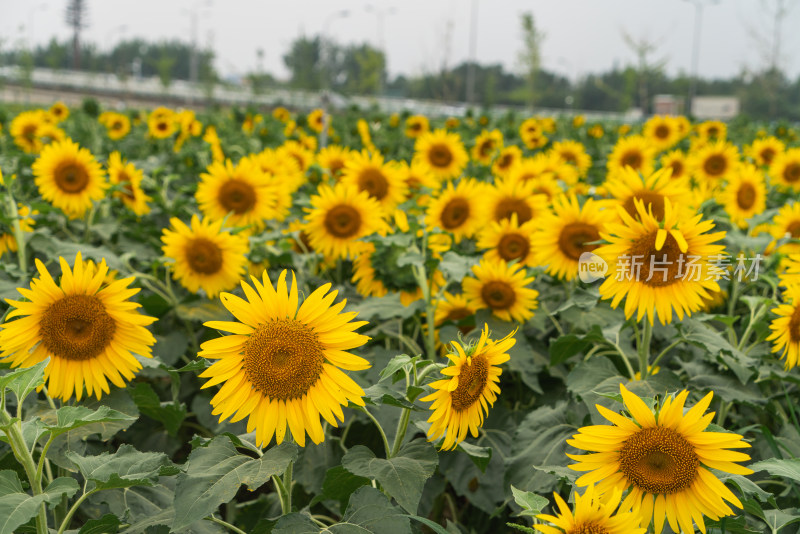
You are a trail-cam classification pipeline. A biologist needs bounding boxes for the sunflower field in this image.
[2,100,800,534]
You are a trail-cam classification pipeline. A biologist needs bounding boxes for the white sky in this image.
[2,0,799,82]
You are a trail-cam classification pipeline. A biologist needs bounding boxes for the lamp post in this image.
[685,0,719,115]
[319,9,350,148]
[465,0,479,105]
[364,4,395,95]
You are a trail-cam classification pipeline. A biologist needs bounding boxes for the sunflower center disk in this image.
[494,198,533,224]
[429,144,454,168]
[628,231,686,287]
[218,179,257,214]
[498,233,529,261]
[704,155,727,177]
[450,355,488,411]
[784,163,800,183]
[481,281,516,310]
[186,238,224,275]
[655,125,670,139]
[358,168,389,200]
[243,319,325,401]
[324,205,361,238]
[558,223,601,261]
[619,426,699,494]
[572,523,610,534]
[761,148,776,164]
[55,163,90,193]
[669,161,684,177]
[40,295,116,361]
[736,183,757,210]
[441,198,470,229]
[479,140,494,157]
[786,221,800,238]
[788,305,800,342]
[621,150,643,169]
[623,191,666,220]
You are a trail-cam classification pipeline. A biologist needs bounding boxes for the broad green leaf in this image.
[314,465,370,513]
[272,513,322,534]
[45,405,137,437]
[78,513,121,534]
[379,354,417,382]
[0,471,23,496]
[510,485,548,517]
[130,382,187,436]
[335,487,411,533]
[342,439,437,514]
[362,384,417,410]
[455,442,492,473]
[0,360,47,404]
[172,436,298,530]
[0,492,47,534]
[549,334,592,365]
[750,458,800,483]
[762,509,800,532]
[438,251,475,282]
[66,444,172,491]
[404,515,452,534]
[153,331,189,366]
[42,476,80,506]
[351,294,424,320]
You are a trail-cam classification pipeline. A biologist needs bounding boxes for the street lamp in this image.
[465,0,478,105]
[364,4,396,95]
[684,0,720,115]
[319,9,350,148]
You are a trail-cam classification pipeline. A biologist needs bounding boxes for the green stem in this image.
[34,434,57,488]
[539,301,564,336]
[272,475,290,515]
[416,362,442,385]
[2,412,47,534]
[650,340,682,371]
[5,192,28,273]
[83,204,96,242]
[738,303,767,351]
[637,321,653,380]
[356,406,391,458]
[390,407,412,458]
[56,486,98,534]
[282,459,293,513]
[205,515,247,534]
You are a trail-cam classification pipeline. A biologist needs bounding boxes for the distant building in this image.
[691,96,740,120]
[653,95,682,116]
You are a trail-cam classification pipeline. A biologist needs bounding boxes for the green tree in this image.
[283,36,322,91]
[518,12,544,109]
[64,0,89,69]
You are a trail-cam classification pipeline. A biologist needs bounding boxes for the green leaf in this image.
[0,360,47,404]
[0,492,47,534]
[438,251,474,282]
[750,458,800,483]
[313,465,370,513]
[272,513,321,534]
[342,439,438,514]
[153,331,189,366]
[45,405,137,437]
[362,384,417,410]
[78,513,121,534]
[762,509,800,531]
[404,515,452,534]
[130,382,187,436]
[549,334,591,365]
[172,436,298,530]
[351,294,424,320]
[379,354,417,382]
[42,477,80,507]
[510,485,548,517]
[0,471,23,496]
[455,442,492,473]
[66,444,172,491]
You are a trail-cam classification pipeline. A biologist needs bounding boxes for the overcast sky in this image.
[2,0,799,82]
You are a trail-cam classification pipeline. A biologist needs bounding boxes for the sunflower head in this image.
[535,484,646,534]
[413,129,469,181]
[463,259,539,323]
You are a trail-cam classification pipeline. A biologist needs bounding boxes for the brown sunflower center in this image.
[23,124,38,140]
[328,159,345,176]
[357,168,389,200]
[703,154,727,177]
[243,319,325,401]
[428,144,454,168]
[669,160,684,178]
[497,153,513,169]
[218,179,257,214]
[450,354,488,411]
[494,198,533,224]
[112,120,123,131]
[54,163,90,194]
[786,221,800,238]
[627,231,686,287]
[498,233,530,262]
[324,205,361,238]
[561,151,577,165]
[783,163,800,183]
[760,148,776,164]
[571,523,610,534]
[558,222,601,261]
[40,294,116,361]
[789,304,800,343]
[623,191,666,221]
[480,280,516,310]
[707,126,720,138]
[445,307,473,322]
[441,198,470,229]
[185,237,223,275]
[479,140,494,157]
[654,125,670,139]
[157,121,169,132]
[621,150,643,170]
[736,182,757,210]
[619,426,699,494]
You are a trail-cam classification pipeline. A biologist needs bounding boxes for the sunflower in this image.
[304,183,387,259]
[147,110,176,139]
[356,119,374,151]
[317,145,352,181]
[251,148,305,192]
[32,139,107,219]
[0,252,156,401]
[607,135,655,176]
[463,259,538,323]
[695,120,727,142]
[549,140,592,177]
[642,115,681,152]
[492,146,523,178]
[413,129,469,181]
[10,110,48,153]
[49,101,69,123]
[196,158,277,232]
[690,141,740,183]
[272,106,291,122]
[596,199,726,325]
[534,484,646,534]
[476,214,537,267]
[278,141,315,174]
[107,152,151,216]
[519,118,549,149]
[568,384,752,534]
[485,176,548,225]
[405,115,430,138]
[0,204,36,258]
[339,151,408,212]
[434,291,477,328]
[660,150,689,181]
[197,269,370,447]
[426,178,485,243]
[307,108,325,133]
[604,167,693,222]
[161,215,249,299]
[420,325,514,450]
[719,164,767,229]
[532,196,613,281]
[768,148,800,191]
[747,136,784,167]
[397,160,440,198]
[769,203,800,255]
[471,129,503,165]
[768,284,800,369]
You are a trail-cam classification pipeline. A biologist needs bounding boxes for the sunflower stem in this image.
[83,203,96,242]
[4,191,28,273]
[272,475,289,515]
[205,515,247,534]
[356,406,391,458]
[637,320,653,380]
[649,340,681,371]
[390,407,412,458]
[737,303,767,351]
[282,460,293,513]
[1,412,48,534]
[56,485,99,534]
